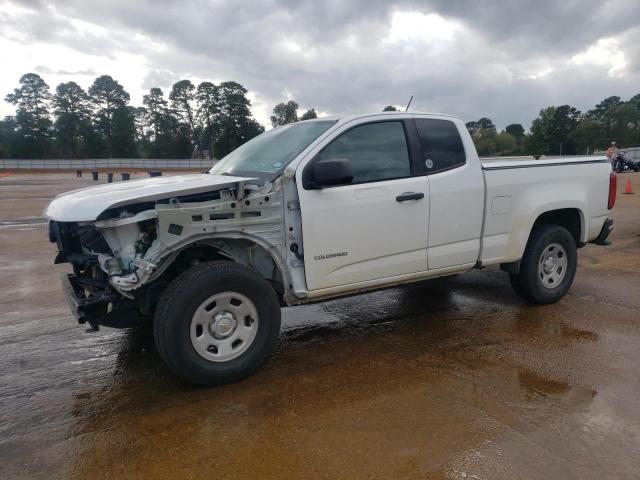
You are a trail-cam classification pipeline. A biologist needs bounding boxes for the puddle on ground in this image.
[561,325,599,342]
[518,368,570,397]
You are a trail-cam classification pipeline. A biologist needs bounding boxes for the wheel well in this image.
[531,208,582,246]
[168,244,232,274]
[162,240,284,298]
[500,208,582,275]
[140,240,286,316]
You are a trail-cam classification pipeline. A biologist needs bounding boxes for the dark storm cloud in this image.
[1,3,128,57]
[423,0,640,52]
[4,0,640,128]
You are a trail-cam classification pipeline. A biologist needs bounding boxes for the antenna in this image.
[405,95,413,111]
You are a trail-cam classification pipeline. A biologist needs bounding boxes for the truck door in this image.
[296,119,429,291]
[413,117,484,270]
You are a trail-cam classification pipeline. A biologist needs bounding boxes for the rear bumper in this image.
[591,218,614,246]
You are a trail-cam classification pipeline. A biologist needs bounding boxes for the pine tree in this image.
[88,75,130,157]
[53,81,92,158]
[5,73,52,158]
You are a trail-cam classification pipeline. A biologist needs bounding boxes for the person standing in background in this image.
[606,142,618,162]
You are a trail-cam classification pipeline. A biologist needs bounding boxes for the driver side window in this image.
[318,121,411,184]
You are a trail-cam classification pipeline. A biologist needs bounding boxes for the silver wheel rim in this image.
[190,291,259,362]
[537,242,568,289]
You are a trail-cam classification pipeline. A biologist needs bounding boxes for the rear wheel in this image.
[509,225,577,304]
[154,261,281,386]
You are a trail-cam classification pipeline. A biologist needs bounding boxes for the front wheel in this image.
[154,261,281,386]
[509,225,577,304]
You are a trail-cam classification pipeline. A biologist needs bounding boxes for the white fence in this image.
[0,158,215,170]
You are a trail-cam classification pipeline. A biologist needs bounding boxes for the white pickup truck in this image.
[45,112,616,385]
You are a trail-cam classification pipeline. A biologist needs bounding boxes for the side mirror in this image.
[304,158,354,189]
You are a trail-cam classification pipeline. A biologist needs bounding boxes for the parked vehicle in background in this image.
[44,112,616,386]
[613,152,640,173]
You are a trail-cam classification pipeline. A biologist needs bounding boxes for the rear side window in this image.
[318,121,411,184]
[415,118,466,173]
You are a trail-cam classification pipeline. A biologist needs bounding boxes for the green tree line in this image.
[2,71,639,159]
[463,94,640,156]
[0,73,266,159]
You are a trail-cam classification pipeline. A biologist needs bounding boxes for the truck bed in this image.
[478,154,613,266]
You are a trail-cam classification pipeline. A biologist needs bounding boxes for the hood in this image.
[45,173,255,222]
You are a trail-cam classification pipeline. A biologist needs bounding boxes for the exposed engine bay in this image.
[47,173,305,329]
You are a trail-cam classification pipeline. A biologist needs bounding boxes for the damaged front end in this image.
[48,212,159,330]
[46,174,292,330]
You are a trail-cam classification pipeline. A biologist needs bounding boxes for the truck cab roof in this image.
[301,111,462,124]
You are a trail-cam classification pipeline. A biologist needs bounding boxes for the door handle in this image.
[396,192,424,202]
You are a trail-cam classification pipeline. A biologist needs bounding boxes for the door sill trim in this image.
[304,263,475,301]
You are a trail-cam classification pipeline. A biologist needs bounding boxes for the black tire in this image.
[154,261,281,386]
[508,272,527,298]
[509,224,577,304]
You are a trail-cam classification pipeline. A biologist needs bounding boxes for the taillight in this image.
[608,172,617,210]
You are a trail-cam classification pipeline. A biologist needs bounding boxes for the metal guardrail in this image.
[594,147,640,161]
[619,148,640,161]
[0,158,216,170]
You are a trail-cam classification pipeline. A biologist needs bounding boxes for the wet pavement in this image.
[1,172,639,479]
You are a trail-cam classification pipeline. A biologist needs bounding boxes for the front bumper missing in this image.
[61,273,147,329]
[592,218,614,246]
[61,273,114,325]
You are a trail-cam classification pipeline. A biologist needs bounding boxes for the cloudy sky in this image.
[1,0,639,130]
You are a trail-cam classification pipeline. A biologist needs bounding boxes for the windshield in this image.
[210,120,337,179]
